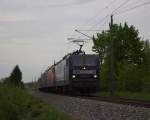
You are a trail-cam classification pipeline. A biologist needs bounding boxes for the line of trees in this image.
[92,23,150,92]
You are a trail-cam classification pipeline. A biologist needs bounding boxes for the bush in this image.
[0,84,70,120]
[117,61,143,92]
[99,59,110,91]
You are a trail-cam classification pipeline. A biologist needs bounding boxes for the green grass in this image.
[95,91,150,101]
[0,83,70,120]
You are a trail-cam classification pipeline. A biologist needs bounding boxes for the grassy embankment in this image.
[0,83,70,120]
[96,91,150,101]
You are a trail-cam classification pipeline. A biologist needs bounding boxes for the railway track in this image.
[61,94,150,108]
[31,91,150,120]
[76,95,150,108]
[38,89,150,108]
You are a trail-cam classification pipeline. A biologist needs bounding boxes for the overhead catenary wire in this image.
[76,15,109,39]
[72,0,118,39]
[72,0,150,41]
[80,0,118,27]
[93,16,110,30]
[90,0,132,30]
[87,15,110,31]
[86,0,133,31]
[112,0,131,14]
[115,1,150,15]
[75,0,131,37]
[67,0,115,40]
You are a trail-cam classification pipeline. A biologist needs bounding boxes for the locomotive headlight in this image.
[72,75,76,78]
[83,66,86,70]
[93,75,98,78]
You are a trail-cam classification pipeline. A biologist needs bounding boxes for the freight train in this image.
[38,50,100,94]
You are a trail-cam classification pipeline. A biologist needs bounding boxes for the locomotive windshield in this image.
[71,55,99,66]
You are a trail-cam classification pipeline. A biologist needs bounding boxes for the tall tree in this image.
[93,23,144,65]
[92,23,145,91]
[9,65,23,86]
[92,31,109,66]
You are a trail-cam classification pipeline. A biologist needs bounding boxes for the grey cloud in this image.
[0,0,96,10]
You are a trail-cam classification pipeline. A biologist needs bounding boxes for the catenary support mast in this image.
[109,14,116,95]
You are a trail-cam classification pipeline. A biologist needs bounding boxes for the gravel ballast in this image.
[31,91,150,120]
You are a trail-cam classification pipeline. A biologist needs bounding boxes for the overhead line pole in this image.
[110,14,115,96]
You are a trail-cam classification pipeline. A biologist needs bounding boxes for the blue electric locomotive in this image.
[38,51,100,94]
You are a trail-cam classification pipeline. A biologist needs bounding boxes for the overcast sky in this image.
[0,0,150,82]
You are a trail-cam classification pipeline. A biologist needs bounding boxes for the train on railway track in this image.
[38,46,100,94]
